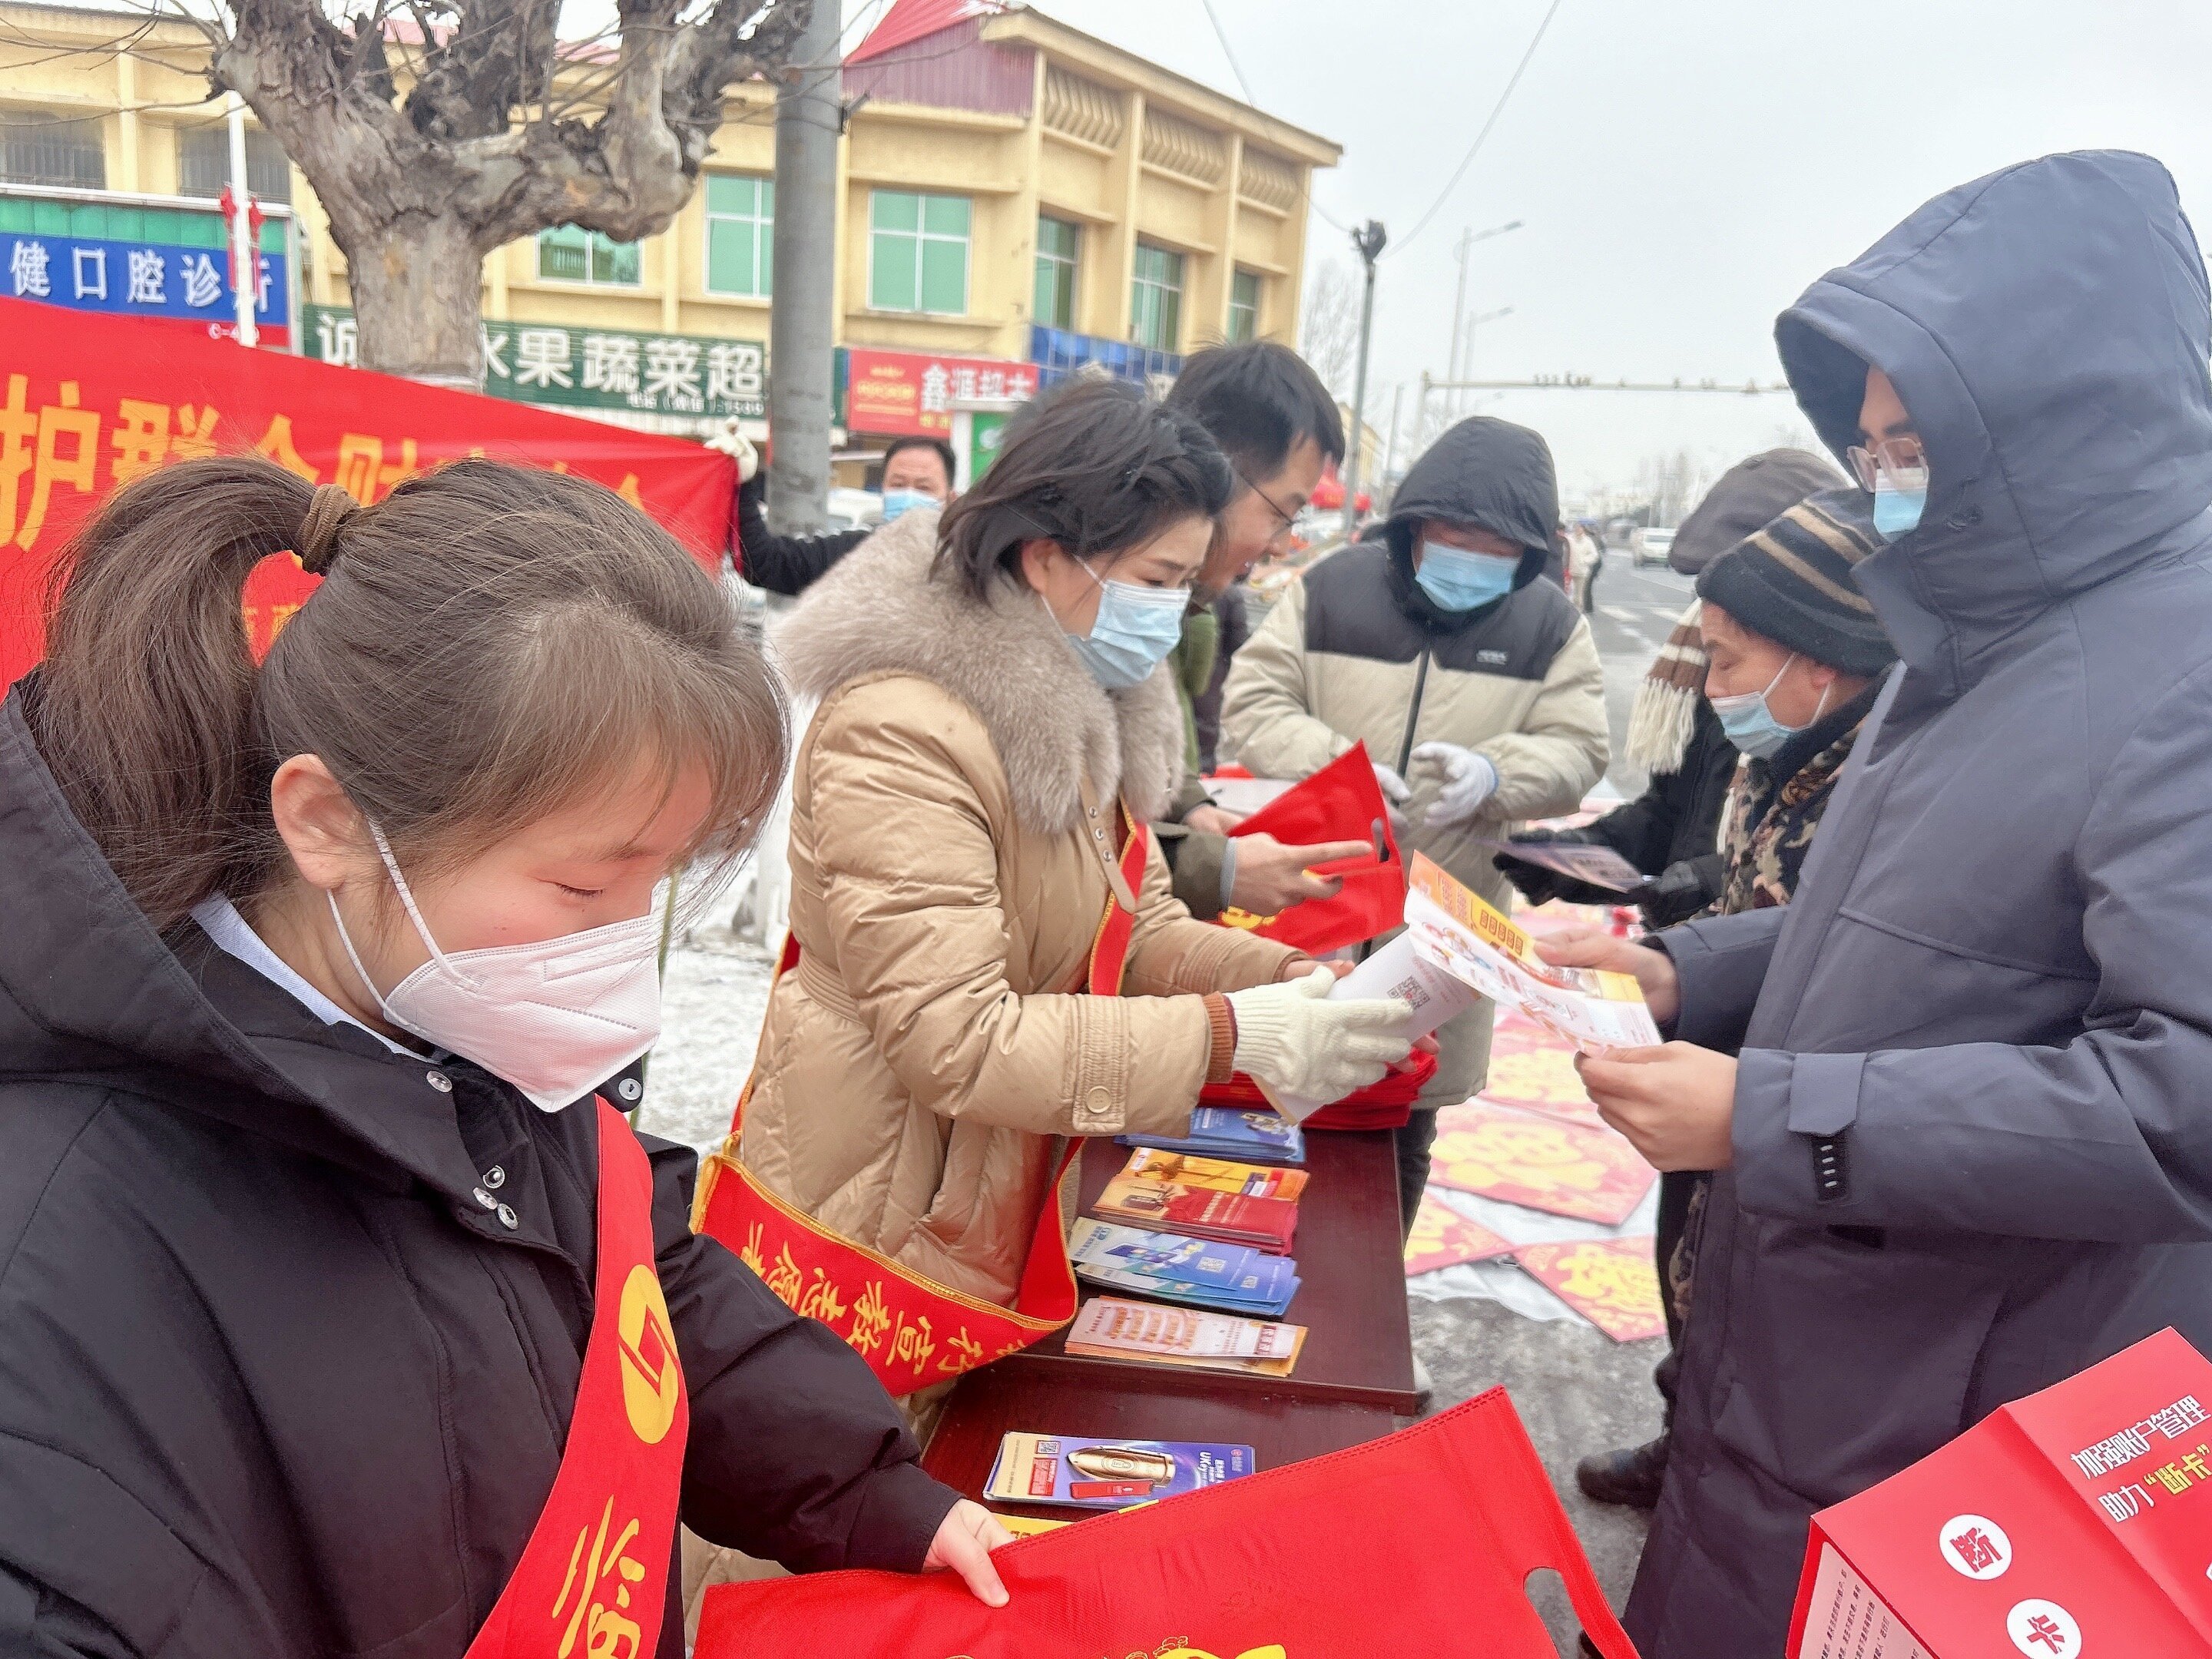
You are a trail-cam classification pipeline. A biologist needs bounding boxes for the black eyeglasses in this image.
[1237,471,1300,546]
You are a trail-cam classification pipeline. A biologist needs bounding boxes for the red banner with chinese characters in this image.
[0,297,733,687]
[844,346,1038,437]
[1790,1328,2212,1657]
[696,1388,1640,1658]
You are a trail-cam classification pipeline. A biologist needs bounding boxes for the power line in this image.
[1387,0,1564,257]
[1199,0,1349,234]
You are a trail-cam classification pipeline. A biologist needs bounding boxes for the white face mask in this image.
[329,826,664,1113]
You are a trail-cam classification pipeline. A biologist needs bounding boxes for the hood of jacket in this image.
[1777,149,2212,695]
[771,506,1185,835]
[1380,415,1561,629]
[0,681,493,1197]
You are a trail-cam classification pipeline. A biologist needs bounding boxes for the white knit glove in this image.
[1371,760,1412,804]
[1226,968,1414,1106]
[704,419,760,482]
[1410,741,1499,830]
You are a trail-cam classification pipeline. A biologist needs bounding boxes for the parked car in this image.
[1632,526,1677,568]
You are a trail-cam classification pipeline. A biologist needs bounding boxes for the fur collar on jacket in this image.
[771,507,1185,835]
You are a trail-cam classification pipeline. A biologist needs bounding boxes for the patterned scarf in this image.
[1624,600,1708,775]
[1707,716,1866,916]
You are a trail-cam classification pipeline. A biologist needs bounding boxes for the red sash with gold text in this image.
[694,814,1151,1397]
[465,1098,689,1659]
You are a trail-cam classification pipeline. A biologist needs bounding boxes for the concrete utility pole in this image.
[1444,220,1519,419]
[1342,219,1386,537]
[765,0,842,536]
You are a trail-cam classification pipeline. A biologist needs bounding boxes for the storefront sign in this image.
[0,296,733,687]
[0,187,290,345]
[842,346,1038,437]
[305,304,766,421]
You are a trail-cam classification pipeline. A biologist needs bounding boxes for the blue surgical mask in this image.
[881,488,935,523]
[1061,562,1189,690]
[1871,461,1929,540]
[1710,654,1830,762]
[1414,539,1520,611]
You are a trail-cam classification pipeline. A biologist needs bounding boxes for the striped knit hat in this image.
[1694,488,1896,676]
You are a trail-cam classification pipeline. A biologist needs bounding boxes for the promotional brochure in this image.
[1068,1219,1300,1317]
[1475,836,1647,893]
[1064,1296,1307,1378]
[1118,1107,1306,1166]
[985,1433,1257,1510]
[1089,1155,1302,1253]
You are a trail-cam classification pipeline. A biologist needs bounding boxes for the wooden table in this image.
[985,1128,1421,1414]
[922,1124,1419,1513]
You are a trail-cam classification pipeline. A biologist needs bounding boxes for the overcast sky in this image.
[845,0,2212,505]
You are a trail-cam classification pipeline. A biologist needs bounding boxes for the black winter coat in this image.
[730,472,868,596]
[0,687,955,1659]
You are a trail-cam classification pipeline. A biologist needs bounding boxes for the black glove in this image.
[1628,854,1725,929]
[1492,826,1622,909]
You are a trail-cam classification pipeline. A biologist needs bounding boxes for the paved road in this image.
[1412,546,1695,1648]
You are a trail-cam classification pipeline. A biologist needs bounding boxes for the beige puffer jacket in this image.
[731,511,1303,1306]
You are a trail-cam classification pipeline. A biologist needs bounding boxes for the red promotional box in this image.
[1789,1328,2212,1657]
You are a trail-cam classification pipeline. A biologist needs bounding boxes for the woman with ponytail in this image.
[0,456,1003,1659]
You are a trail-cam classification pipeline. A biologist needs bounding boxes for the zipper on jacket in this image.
[1396,648,1433,776]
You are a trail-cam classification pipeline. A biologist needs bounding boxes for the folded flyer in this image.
[985,1432,1256,1510]
[1475,836,1646,894]
[1068,1219,1300,1316]
[1117,1147,1308,1200]
[1269,930,1482,1122]
[1064,1296,1306,1377]
[1119,1106,1306,1166]
[1403,853,1662,1054]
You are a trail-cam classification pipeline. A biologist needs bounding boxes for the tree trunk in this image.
[344,215,486,387]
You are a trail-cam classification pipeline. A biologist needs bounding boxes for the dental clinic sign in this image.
[305,305,766,422]
[0,186,293,346]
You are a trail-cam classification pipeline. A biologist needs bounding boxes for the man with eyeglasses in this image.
[1220,412,1611,1229]
[1154,342,1372,923]
[1540,151,2212,1657]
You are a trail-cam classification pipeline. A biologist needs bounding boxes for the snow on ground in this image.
[637,928,776,1156]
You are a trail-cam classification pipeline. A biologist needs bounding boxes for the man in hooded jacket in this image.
[1221,416,1609,1227]
[1554,151,2212,1657]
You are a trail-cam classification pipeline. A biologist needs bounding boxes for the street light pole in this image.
[766,0,843,537]
[1445,219,1520,419]
[1343,218,1386,540]
[224,94,257,349]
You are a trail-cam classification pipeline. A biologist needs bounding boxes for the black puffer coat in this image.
[0,684,956,1659]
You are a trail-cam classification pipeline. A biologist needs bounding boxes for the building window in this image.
[1130,242,1184,352]
[177,124,293,204]
[1228,268,1262,343]
[1034,214,1078,328]
[536,224,641,286]
[704,173,773,298]
[0,112,105,190]
[869,190,969,315]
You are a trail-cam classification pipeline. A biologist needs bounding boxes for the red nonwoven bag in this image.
[1219,742,1405,955]
[695,1389,1639,1658]
[1199,1049,1433,1131]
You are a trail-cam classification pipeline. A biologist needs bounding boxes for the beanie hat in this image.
[1669,448,1844,576]
[1694,487,1897,677]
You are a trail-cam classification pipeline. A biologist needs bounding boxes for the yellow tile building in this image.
[0,0,1337,474]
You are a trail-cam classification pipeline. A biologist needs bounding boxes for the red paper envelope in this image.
[1515,1238,1667,1343]
[1214,743,1406,953]
[697,1389,1640,1659]
[1482,1016,1608,1127]
[1405,1194,1516,1277]
[1429,1101,1656,1226]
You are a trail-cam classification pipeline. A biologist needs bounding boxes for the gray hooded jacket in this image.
[1626,151,2212,1656]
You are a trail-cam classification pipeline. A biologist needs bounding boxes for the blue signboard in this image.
[0,194,290,334]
